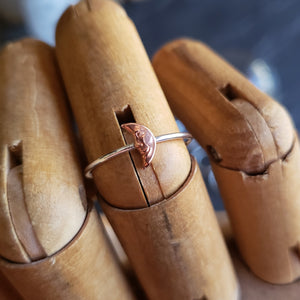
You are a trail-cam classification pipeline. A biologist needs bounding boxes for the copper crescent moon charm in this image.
[121,123,156,167]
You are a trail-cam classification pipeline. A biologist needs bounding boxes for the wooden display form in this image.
[152,38,300,284]
[0,39,133,299]
[102,210,300,300]
[0,271,22,300]
[56,1,238,299]
[217,212,300,300]
[56,0,191,209]
[101,157,238,299]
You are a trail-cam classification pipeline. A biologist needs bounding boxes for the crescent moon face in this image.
[121,123,156,167]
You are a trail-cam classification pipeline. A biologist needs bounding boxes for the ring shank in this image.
[85,132,192,179]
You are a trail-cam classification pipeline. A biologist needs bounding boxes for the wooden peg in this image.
[0,38,134,299]
[56,1,239,299]
[101,157,239,300]
[56,0,191,209]
[216,212,300,300]
[0,38,86,263]
[103,209,300,300]
[152,38,300,284]
[0,271,22,300]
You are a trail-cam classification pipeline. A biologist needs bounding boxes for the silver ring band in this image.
[85,123,192,179]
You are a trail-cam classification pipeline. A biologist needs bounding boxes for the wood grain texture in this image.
[0,38,86,263]
[55,0,191,209]
[103,209,300,300]
[212,138,300,284]
[152,38,300,283]
[152,38,294,174]
[216,212,300,300]
[0,206,134,300]
[56,2,238,298]
[0,271,23,300]
[0,38,134,299]
[102,157,239,300]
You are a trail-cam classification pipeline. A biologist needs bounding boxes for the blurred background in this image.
[1,0,299,209]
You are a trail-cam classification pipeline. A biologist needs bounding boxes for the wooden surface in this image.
[102,210,300,300]
[152,38,300,283]
[0,38,134,299]
[153,39,294,174]
[0,38,86,263]
[212,138,300,284]
[56,0,191,209]
[217,212,300,300]
[102,157,238,300]
[56,0,238,298]
[0,206,134,300]
[0,271,22,300]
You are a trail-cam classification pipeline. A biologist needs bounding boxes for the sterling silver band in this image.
[85,130,192,179]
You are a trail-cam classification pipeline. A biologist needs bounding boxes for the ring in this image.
[85,123,193,179]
